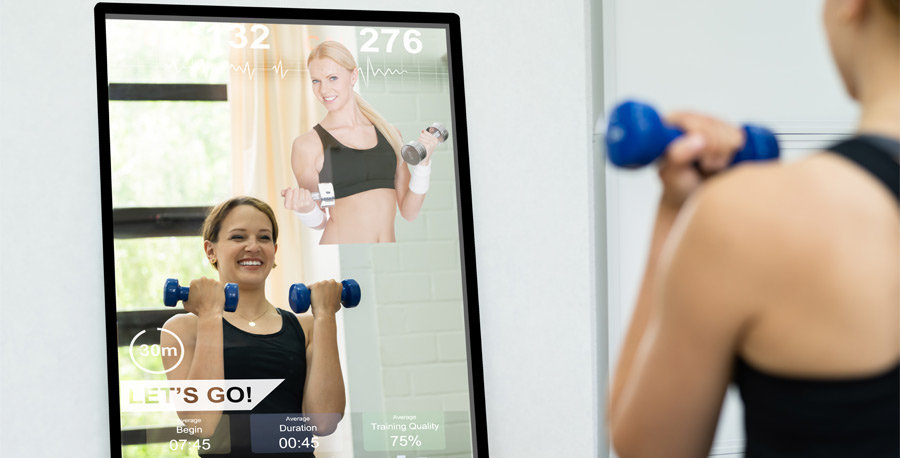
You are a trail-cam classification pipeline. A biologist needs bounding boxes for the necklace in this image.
[238,306,271,327]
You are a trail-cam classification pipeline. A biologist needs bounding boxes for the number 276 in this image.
[359,28,423,54]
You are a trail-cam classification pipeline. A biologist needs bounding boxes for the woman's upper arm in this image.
[161,314,196,381]
[291,132,323,191]
[612,181,766,457]
[297,314,313,350]
[390,126,411,197]
[296,314,314,412]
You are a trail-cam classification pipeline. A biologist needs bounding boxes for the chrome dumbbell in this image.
[309,182,336,208]
[401,122,450,165]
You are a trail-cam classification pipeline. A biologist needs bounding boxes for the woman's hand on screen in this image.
[281,187,317,213]
[417,129,441,165]
[308,279,342,318]
[184,277,226,318]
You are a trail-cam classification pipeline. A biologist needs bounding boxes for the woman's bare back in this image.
[733,153,899,378]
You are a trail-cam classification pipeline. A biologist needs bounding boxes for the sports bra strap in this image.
[827,135,899,202]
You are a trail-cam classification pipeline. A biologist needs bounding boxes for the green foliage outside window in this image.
[108,20,232,457]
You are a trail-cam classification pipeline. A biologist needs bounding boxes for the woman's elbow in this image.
[399,208,420,222]
[309,412,344,436]
[193,428,216,439]
[608,409,643,458]
[610,422,671,458]
[609,424,634,458]
[612,433,651,458]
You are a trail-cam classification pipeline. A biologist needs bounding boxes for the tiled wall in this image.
[339,39,474,457]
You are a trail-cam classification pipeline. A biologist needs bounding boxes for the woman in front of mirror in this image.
[609,1,898,456]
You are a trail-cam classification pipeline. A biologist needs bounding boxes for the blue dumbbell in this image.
[605,100,779,169]
[164,278,239,313]
[288,279,361,313]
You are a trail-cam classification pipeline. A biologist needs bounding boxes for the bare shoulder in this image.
[683,153,898,279]
[162,313,199,342]
[700,153,899,232]
[292,129,323,158]
[666,162,808,299]
[683,161,789,248]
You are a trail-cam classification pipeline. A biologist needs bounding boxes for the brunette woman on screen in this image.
[160,196,345,457]
[281,40,440,244]
[608,1,899,456]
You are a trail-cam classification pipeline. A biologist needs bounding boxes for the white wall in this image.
[601,1,857,456]
[0,1,601,457]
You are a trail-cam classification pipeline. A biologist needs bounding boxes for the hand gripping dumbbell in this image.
[288,279,361,314]
[308,182,335,208]
[401,122,450,165]
[605,100,779,169]
[164,278,239,312]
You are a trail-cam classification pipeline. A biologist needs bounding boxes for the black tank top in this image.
[734,135,900,457]
[201,308,313,457]
[314,124,397,199]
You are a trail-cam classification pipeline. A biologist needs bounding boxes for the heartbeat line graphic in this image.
[230,56,410,86]
[357,56,409,86]
[112,55,432,86]
[228,61,298,80]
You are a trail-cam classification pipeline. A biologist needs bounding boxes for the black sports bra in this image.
[735,357,899,457]
[734,135,900,457]
[314,124,397,199]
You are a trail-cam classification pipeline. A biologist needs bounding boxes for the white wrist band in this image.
[294,206,325,228]
[408,163,432,195]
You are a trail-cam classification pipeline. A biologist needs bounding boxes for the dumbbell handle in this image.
[309,182,335,208]
[163,278,239,313]
[288,279,361,314]
[605,100,779,168]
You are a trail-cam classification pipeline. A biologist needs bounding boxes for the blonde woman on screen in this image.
[282,41,440,244]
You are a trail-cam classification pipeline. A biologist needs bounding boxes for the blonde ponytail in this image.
[355,93,402,155]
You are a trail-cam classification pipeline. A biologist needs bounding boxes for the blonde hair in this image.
[307,41,402,155]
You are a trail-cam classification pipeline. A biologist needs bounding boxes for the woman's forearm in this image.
[187,315,225,380]
[179,314,225,438]
[399,191,426,221]
[304,315,346,434]
[397,161,431,221]
[609,201,680,422]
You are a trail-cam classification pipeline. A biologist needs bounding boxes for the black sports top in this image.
[201,308,313,457]
[314,124,397,199]
[734,135,900,458]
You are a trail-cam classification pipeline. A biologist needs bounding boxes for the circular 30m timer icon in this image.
[129,328,185,374]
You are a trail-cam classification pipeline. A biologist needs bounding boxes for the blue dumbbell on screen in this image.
[288,279,361,314]
[164,278,239,312]
[605,100,779,168]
